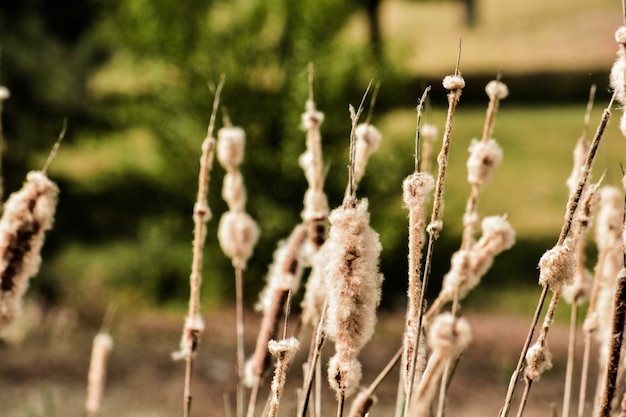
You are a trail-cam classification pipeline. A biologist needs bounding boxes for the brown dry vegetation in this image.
[0,306,591,417]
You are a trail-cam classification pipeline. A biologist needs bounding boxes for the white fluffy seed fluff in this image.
[328,356,363,399]
[562,268,593,305]
[324,199,383,398]
[420,124,439,173]
[0,86,9,100]
[595,186,623,252]
[428,313,472,357]
[403,172,436,211]
[217,211,260,269]
[566,139,589,196]
[300,247,329,326]
[217,126,246,170]
[524,342,553,381]
[538,239,575,291]
[301,99,324,130]
[222,171,246,213]
[256,225,307,314]
[485,80,509,100]
[301,188,329,222]
[172,313,205,361]
[421,124,439,142]
[0,172,59,332]
[442,75,466,91]
[354,124,383,184]
[610,47,626,105]
[466,138,503,187]
[435,216,515,307]
[617,26,626,44]
[267,337,301,417]
[85,332,114,415]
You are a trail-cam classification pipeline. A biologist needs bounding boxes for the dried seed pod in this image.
[485,80,509,100]
[0,171,59,332]
[222,171,246,213]
[538,238,575,291]
[524,342,553,381]
[354,124,382,184]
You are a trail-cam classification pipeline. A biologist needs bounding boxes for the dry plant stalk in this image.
[173,77,223,417]
[404,46,464,414]
[499,92,616,417]
[85,332,114,416]
[0,171,59,333]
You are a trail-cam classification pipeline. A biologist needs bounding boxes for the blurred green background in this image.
[0,0,624,317]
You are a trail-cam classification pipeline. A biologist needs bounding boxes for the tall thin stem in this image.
[563,303,579,417]
[235,267,245,417]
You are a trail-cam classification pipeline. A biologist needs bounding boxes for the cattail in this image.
[524,341,553,381]
[85,332,114,416]
[427,215,515,318]
[485,80,509,101]
[217,211,260,270]
[0,171,59,333]
[246,225,307,386]
[222,171,246,212]
[267,337,300,417]
[401,172,435,392]
[420,124,439,174]
[324,199,383,399]
[407,313,472,417]
[538,237,576,292]
[466,138,502,188]
[353,124,382,185]
[217,127,245,170]
[566,139,590,197]
[300,245,329,327]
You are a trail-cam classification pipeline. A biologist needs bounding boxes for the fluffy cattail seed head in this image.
[466,138,503,187]
[328,355,362,399]
[442,75,466,91]
[301,189,329,222]
[616,26,626,45]
[538,239,575,291]
[485,80,509,100]
[172,313,205,361]
[217,211,260,268]
[566,139,589,196]
[222,171,246,212]
[268,336,300,363]
[217,127,245,170]
[524,342,552,381]
[428,313,472,357]
[0,172,59,332]
[403,172,435,209]
[354,124,382,184]
[595,186,623,252]
[421,124,438,142]
[610,50,626,105]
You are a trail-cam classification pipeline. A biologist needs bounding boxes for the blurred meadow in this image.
[0,0,625,416]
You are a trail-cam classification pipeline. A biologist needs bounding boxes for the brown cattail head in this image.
[216,126,245,170]
[0,171,59,332]
[217,211,260,269]
[466,138,503,188]
[354,123,382,185]
[85,332,114,415]
[524,342,553,381]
